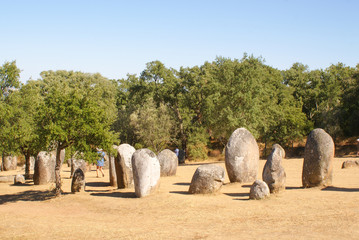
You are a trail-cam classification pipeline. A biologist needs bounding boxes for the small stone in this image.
[14,174,25,185]
[188,164,225,194]
[341,160,359,168]
[249,180,270,200]
[0,175,15,183]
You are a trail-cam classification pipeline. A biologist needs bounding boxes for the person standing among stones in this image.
[96,149,105,178]
[174,147,179,157]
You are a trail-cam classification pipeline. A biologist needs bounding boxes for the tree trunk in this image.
[1,152,3,171]
[24,150,31,179]
[55,145,63,196]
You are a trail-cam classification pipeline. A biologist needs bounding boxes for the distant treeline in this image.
[1,55,358,162]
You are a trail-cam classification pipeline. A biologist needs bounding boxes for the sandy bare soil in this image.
[1,157,359,240]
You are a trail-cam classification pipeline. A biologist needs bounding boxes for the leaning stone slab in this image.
[158,149,178,176]
[188,164,225,194]
[14,174,25,185]
[131,149,160,198]
[115,144,136,189]
[71,168,85,193]
[341,160,359,169]
[0,175,15,183]
[262,144,286,193]
[34,151,56,185]
[302,128,335,188]
[225,128,259,183]
[249,180,270,200]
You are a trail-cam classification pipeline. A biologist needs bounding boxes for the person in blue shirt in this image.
[96,149,105,178]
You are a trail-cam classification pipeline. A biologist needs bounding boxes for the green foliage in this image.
[129,98,177,153]
[0,60,21,98]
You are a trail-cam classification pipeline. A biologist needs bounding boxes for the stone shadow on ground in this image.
[286,186,303,190]
[173,182,190,186]
[0,190,56,205]
[169,191,190,195]
[321,186,359,192]
[85,182,110,187]
[223,192,250,201]
[90,192,136,198]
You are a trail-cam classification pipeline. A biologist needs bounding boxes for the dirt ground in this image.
[1,157,359,240]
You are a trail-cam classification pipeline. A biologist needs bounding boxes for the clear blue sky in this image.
[1,0,358,83]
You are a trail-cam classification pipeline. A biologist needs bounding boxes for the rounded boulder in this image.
[188,164,225,194]
[249,180,270,200]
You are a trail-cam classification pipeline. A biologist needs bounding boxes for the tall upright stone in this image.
[108,147,117,187]
[131,149,160,198]
[225,128,259,183]
[3,156,17,171]
[158,149,178,176]
[262,144,286,193]
[115,144,135,189]
[71,168,85,193]
[70,159,87,178]
[302,128,335,188]
[34,151,56,185]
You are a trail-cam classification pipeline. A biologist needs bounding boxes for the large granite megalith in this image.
[188,164,225,194]
[131,149,160,198]
[302,128,335,188]
[262,144,286,193]
[225,128,259,183]
[115,144,136,189]
[158,149,178,176]
[34,151,56,185]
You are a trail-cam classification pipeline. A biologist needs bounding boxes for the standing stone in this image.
[115,144,135,189]
[3,156,17,171]
[262,144,286,193]
[131,149,160,198]
[14,174,25,185]
[34,151,56,185]
[158,149,178,176]
[188,164,225,194]
[71,168,85,193]
[249,180,270,200]
[225,128,259,183]
[70,159,87,178]
[178,150,186,164]
[302,128,335,188]
[108,150,117,187]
